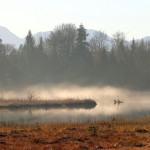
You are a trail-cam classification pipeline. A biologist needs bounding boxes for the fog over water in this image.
[1,85,150,123]
[2,84,149,100]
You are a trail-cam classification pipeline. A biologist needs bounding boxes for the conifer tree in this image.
[75,24,91,62]
[72,24,92,76]
[21,30,37,81]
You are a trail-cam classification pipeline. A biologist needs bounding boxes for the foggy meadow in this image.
[1,0,150,149]
[1,0,150,148]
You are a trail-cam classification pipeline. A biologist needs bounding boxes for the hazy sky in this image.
[0,0,150,40]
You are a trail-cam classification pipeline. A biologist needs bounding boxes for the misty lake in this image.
[1,86,150,123]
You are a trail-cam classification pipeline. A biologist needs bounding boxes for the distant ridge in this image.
[0,26,51,48]
[0,26,24,47]
[0,26,102,48]
[0,26,150,48]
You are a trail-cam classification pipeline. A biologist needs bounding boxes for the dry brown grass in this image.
[0,98,96,110]
[0,117,150,149]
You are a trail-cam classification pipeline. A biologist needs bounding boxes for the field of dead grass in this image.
[0,117,150,149]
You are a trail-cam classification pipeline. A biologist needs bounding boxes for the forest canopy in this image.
[0,23,150,90]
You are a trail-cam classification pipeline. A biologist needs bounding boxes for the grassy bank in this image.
[0,99,97,110]
[0,117,150,149]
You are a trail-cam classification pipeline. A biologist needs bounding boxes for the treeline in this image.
[0,24,150,89]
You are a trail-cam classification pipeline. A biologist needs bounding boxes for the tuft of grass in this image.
[33,122,42,131]
[86,124,98,135]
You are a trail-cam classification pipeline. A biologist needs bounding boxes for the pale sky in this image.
[0,0,150,40]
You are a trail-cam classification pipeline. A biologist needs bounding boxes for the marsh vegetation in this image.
[0,98,96,110]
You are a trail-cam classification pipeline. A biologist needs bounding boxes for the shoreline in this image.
[0,99,97,110]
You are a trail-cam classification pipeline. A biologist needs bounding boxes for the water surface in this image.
[1,86,150,123]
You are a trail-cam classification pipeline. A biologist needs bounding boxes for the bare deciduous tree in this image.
[27,90,38,101]
[111,32,127,51]
[46,23,77,57]
[89,31,109,53]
